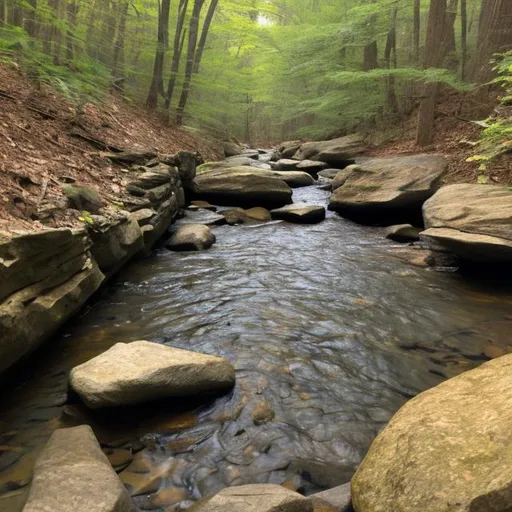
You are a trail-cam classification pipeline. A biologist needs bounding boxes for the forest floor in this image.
[367,89,512,186]
[0,64,222,235]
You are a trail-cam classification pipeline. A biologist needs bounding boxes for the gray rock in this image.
[167,224,216,251]
[224,142,245,157]
[421,184,512,262]
[193,167,292,209]
[271,203,326,224]
[62,184,104,213]
[0,229,104,374]
[296,159,328,174]
[273,159,300,171]
[329,155,447,225]
[318,169,344,180]
[69,340,235,408]
[331,168,357,191]
[279,140,302,158]
[177,209,227,226]
[293,134,366,165]
[22,425,135,512]
[385,224,421,243]
[190,484,313,512]
[311,483,352,511]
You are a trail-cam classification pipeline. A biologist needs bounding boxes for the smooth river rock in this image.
[193,167,292,208]
[385,224,421,243]
[190,484,314,512]
[271,203,326,224]
[167,224,216,251]
[329,155,447,224]
[296,159,328,174]
[352,354,512,512]
[311,483,352,512]
[273,159,300,171]
[292,134,367,165]
[421,183,512,262]
[22,425,135,512]
[69,340,235,408]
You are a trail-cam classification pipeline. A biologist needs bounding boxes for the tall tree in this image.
[146,0,172,110]
[413,0,420,64]
[193,0,219,73]
[164,0,189,110]
[111,0,130,96]
[416,0,447,146]
[175,0,205,124]
[471,0,512,83]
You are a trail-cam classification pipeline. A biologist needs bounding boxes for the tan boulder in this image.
[189,484,313,512]
[271,203,326,224]
[69,340,235,408]
[421,183,512,262]
[293,134,366,164]
[352,354,512,512]
[329,155,447,224]
[22,425,135,512]
[167,224,216,251]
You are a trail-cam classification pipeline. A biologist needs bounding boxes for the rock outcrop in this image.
[271,204,326,224]
[293,134,367,165]
[329,155,447,224]
[167,224,216,251]
[192,167,293,209]
[352,354,512,512]
[190,484,313,512]
[22,425,135,512]
[69,340,235,408]
[0,228,105,374]
[421,184,512,262]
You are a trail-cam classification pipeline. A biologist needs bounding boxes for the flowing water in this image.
[1,185,512,510]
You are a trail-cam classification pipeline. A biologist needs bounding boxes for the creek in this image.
[1,185,511,510]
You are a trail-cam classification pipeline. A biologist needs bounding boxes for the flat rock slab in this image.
[69,340,235,408]
[22,425,135,512]
[193,167,292,208]
[421,184,512,262]
[352,354,512,512]
[296,159,328,174]
[271,203,326,224]
[167,224,216,251]
[191,484,313,512]
[293,134,366,165]
[273,159,300,171]
[329,154,447,225]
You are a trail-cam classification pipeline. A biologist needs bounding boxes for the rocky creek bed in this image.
[1,184,512,511]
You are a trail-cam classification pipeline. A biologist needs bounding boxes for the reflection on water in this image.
[1,186,511,510]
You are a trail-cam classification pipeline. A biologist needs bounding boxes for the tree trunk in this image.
[146,0,171,111]
[362,40,378,71]
[193,0,219,73]
[175,0,205,125]
[165,0,188,110]
[25,0,38,38]
[413,0,420,63]
[111,0,129,96]
[385,8,398,113]
[85,0,98,57]
[49,0,62,65]
[65,0,79,62]
[471,0,512,83]
[416,0,447,146]
[98,0,117,66]
[443,0,458,70]
[460,0,467,79]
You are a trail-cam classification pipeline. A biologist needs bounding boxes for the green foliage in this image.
[469,51,512,178]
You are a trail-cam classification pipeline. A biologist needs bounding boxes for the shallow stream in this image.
[1,185,512,510]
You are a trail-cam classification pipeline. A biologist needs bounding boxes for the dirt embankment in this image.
[0,64,222,235]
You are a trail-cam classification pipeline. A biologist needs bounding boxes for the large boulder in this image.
[223,142,245,157]
[328,155,447,225]
[279,140,302,158]
[166,224,216,251]
[273,159,300,171]
[192,167,292,209]
[352,354,512,512]
[271,204,326,224]
[296,160,328,175]
[190,484,313,512]
[311,483,352,512]
[421,184,512,262]
[385,224,421,243]
[293,134,367,165]
[69,340,235,408]
[22,425,135,512]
